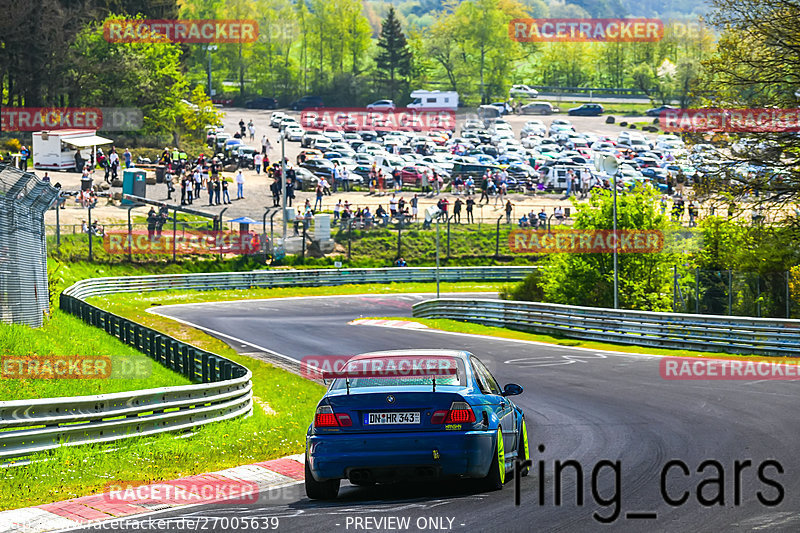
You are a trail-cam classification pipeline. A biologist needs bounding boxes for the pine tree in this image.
[375,7,412,102]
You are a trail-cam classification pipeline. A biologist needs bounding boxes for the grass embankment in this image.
[0,310,190,400]
[49,223,544,267]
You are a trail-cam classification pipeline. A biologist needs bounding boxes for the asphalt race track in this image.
[69,293,800,533]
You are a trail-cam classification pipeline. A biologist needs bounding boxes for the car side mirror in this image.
[502,383,523,396]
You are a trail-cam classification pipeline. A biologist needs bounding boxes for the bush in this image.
[500,269,544,301]
[4,138,22,152]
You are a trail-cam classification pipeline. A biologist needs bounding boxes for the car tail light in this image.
[314,405,339,427]
[336,413,352,427]
[431,402,476,425]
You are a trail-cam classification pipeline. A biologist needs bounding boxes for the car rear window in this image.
[330,356,466,390]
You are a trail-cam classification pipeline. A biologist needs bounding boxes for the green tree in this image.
[375,6,413,101]
[516,188,684,311]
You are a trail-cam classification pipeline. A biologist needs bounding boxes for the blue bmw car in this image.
[304,349,529,499]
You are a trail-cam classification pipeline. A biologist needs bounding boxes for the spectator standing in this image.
[333,199,342,223]
[235,170,245,199]
[314,183,324,211]
[466,196,475,223]
[123,148,132,168]
[410,194,419,221]
[223,176,232,204]
[453,198,463,223]
[254,152,263,175]
[248,120,255,141]
[505,200,513,224]
[19,145,29,171]
[109,149,120,181]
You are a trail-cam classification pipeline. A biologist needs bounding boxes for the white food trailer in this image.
[32,129,113,170]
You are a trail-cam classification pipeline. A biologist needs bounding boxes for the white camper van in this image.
[32,129,113,170]
[407,90,459,110]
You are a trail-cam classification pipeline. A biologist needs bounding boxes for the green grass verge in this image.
[367,316,764,359]
[0,310,190,400]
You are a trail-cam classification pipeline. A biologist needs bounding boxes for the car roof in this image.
[348,349,472,362]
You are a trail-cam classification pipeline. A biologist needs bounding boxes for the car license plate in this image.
[365,412,420,425]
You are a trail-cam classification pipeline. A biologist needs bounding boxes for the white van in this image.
[374,154,405,176]
[407,90,459,110]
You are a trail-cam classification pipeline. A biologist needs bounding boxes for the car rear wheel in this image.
[305,460,340,500]
[482,427,505,491]
[518,418,530,477]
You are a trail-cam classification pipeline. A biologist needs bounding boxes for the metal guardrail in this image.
[1,267,530,460]
[413,299,800,356]
[61,266,534,300]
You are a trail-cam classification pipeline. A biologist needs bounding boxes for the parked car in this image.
[300,158,336,179]
[245,97,279,109]
[510,84,539,98]
[290,96,324,110]
[646,104,678,117]
[366,99,396,112]
[521,102,556,115]
[567,103,604,116]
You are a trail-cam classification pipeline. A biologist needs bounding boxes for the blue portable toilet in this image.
[122,169,147,204]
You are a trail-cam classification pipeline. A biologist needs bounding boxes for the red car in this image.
[400,165,426,186]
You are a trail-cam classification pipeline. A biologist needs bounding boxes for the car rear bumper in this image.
[306,430,495,481]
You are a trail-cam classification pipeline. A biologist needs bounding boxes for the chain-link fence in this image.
[673,267,798,319]
[0,164,59,326]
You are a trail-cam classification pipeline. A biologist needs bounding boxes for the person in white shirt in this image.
[235,170,245,199]
[254,152,264,175]
[333,199,342,223]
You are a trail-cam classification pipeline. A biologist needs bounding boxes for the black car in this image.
[646,105,677,117]
[245,97,279,109]
[567,103,604,116]
[290,96,324,110]
[300,158,335,179]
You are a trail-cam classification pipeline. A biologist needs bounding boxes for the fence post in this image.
[55,200,61,253]
[787,270,791,319]
[347,219,352,261]
[397,223,402,259]
[728,270,733,316]
[447,215,452,259]
[757,275,761,318]
[301,222,307,262]
[172,207,177,262]
[695,267,700,314]
[495,215,503,259]
[88,204,93,261]
[673,265,677,312]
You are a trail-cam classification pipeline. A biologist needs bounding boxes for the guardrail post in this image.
[201,352,209,382]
